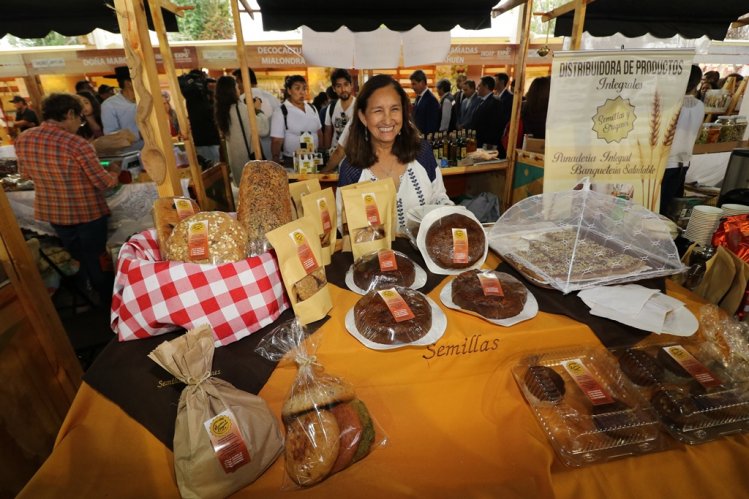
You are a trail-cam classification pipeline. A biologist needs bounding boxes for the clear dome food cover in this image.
[487,181,685,294]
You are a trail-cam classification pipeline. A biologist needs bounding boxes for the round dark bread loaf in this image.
[353,250,416,291]
[425,213,485,269]
[452,270,527,319]
[523,365,565,402]
[354,287,431,345]
[617,349,664,386]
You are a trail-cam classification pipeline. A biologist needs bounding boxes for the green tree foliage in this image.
[172,0,234,41]
[6,31,80,47]
[530,0,567,37]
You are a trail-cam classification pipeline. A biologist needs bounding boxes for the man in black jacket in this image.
[409,69,440,135]
[470,76,502,151]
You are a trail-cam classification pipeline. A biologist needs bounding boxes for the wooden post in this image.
[113,0,182,198]
[22,75,44,113]
[502,0,532,211]
[570,0,588,50]
[230,0,262,159]
[148,0,207,207]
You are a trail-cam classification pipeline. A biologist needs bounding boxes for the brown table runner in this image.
[496,262,666,349]
[84,308,328,449]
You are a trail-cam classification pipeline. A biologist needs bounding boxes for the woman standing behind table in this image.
[338,74,452,231]
[214,75,269,186]
[76,91,104,140]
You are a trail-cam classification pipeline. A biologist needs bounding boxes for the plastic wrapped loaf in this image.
[166,211,248,264]
[488,182,684,293]
[255,319,384,488]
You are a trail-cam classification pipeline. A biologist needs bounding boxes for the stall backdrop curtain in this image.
[0,0,178,38]
[554,0,749,41]
[255,0,498,32]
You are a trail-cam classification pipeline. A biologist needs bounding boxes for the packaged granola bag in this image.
[301,188,337,264]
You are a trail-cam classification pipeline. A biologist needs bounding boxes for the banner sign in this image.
[545,50,694,210]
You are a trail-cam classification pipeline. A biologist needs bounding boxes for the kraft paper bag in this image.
[149,325,283,499]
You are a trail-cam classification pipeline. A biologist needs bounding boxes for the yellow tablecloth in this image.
[19,253,749,498]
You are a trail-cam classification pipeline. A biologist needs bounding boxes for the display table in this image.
[18,251,749,498]
[6,180,191,237]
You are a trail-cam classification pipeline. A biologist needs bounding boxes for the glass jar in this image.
[716,115,738,142]
[705,123,722,143]
[735,116,747,141]
[696,123,710,144]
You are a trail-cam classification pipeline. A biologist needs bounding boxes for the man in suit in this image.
[494,72,514,159]
[458,80,480,130]
[409,69,440,135]
[470,76,502,150]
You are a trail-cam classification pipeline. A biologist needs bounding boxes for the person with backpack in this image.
[323,68,357,151]
[214,76,269,187]
[270,75,322,169]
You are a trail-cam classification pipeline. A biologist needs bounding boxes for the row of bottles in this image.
[427,130,477,167]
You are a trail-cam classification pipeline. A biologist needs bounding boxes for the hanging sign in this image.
[545,49,694,210]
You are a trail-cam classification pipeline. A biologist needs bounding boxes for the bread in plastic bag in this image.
[255,319,385,488]
[165,211,249,264]
[148,325,283,499]
[698,304,749,382]
[416,206,488,275]
[353,249,416,291]
[487,179,685,293]
[353,286,432,345]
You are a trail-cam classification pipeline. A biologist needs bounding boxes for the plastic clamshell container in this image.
[513,347,664,468]
[613,342,749,445]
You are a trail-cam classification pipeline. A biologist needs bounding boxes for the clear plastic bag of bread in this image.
[165,211,249,264]
[237,161,294,256]
[698,304,749,382]
[255,318,385,489]
[149,325,284,499]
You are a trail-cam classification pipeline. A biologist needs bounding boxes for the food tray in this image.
[612,342,749,444]
[513,347,664,467]
[439,276,538,326]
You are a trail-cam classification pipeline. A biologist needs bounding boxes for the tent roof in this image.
[1,0,178,39]
[255,0,499,32]
[554,0,748,41]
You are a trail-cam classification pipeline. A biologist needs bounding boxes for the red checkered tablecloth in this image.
[111,229,289,346]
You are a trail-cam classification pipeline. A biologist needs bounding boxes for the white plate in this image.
[439,278,538,326]
[416,206,488,275]
[660,306,699,337]
[345,261,428,295]
[344,295,447,350]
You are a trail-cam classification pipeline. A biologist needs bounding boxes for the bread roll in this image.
[153,197,200,257]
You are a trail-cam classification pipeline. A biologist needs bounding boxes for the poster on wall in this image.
[545,49,694,211]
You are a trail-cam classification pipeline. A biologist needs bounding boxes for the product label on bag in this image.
[174,198,195,220]
[378,249,398,272]
[290,229,319,274]
[378,288,415,322]
[318,198,332,232]
[187,221,209,260]
[452,228,469,263]
[204,410,251,474]
[363,193,382,225]
[561,359,615,406]
[477,271,503,296]
[662,345,722,388]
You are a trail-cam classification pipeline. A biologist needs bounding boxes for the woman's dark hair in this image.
[687,65,703,93]
[284,74,306,90]
[42,92,82,121]
[213,75,239,136]
[76,90,102,139]
[345,74,421,169]
[521,76,551,140]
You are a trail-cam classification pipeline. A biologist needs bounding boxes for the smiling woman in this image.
[338,74,453,231]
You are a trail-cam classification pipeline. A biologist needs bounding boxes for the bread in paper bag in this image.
[341,178,395,260]
[148,325,283,499]
[153,197,200,258]
[301,187,337,265]
[289,179,321,219]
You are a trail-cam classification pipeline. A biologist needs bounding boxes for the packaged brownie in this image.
[439,270,538,326]
[416,206,488,275]
[341,179,395,260]
[345,249,427,294]
[612,341,749,444]
[255,319,386,489]
[345,286,447,350]
[266,217,332,325]
[300,188,337,265]
[513,347,663,467]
